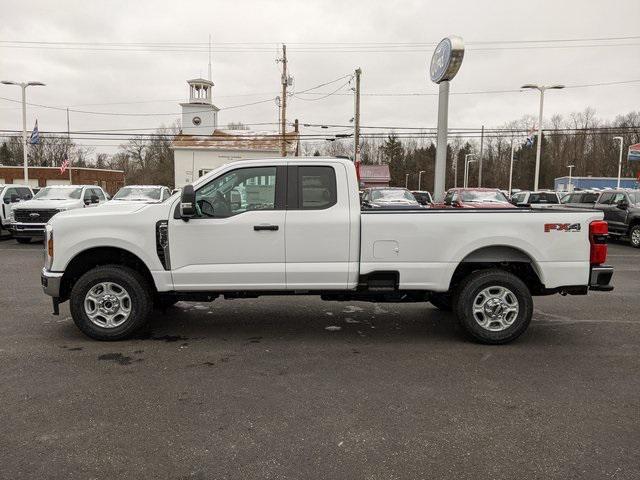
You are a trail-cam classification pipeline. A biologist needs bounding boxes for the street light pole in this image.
[464,154,476,188]
[418,170,425,190]
[567,165,575,192]
[405,173,409,189]
[614,136,624,188]
[521,84,564,191]
[1,80,46,183]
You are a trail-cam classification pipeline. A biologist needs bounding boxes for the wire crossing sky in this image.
[1,0,639,154]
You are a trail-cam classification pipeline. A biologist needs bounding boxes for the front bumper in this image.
[589,265,614,291]
[9,222,46,237]
[41,268,63,297]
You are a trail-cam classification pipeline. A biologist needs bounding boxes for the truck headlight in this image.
[45,225,54,270]
[7,209,15,222]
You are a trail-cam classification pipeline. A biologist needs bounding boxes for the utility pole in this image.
[354,68,362,181]
[478,125,484,186]
[405,173,409,188]
[278,44,288,157]
[508,140,515,196]
[567,164,575,192]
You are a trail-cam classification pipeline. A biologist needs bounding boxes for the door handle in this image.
[254,224,279,231]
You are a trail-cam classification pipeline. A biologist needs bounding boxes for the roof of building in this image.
[360,164,390,182]
[171,129,299,153]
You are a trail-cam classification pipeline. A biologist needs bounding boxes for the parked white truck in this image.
[10,185,108,243]
[41,158,613,344]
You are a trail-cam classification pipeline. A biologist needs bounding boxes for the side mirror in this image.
[452,200,462,208]
[10,193,19,203]
[617,200,629,210]
[91,195,100,204]
[180,185,196,220]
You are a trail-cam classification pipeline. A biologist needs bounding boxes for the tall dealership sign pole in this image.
[430,37,464,201]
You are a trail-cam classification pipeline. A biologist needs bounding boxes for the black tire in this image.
[453,269,533,345]
[629,225,640,248]
[429,292,452,311]
[69,265,153,341]
[16,237,31,244]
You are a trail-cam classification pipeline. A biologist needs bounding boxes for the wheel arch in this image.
[59,246,156,302]
[449,245,545,294]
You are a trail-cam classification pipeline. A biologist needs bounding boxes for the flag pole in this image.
[67,108,72,184]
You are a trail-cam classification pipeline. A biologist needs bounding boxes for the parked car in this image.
[41,157,612,345]
[411,190,433,206]
[559,190,601,208]
[510,191,561,207]
[0,184,33,234]
[438,188,515,209]
[361,187,422,209]
[111,185,172,204]
[9,185,108,243]
[592,190,640,247]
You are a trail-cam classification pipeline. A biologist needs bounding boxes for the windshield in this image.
[460,190,508,203]
[371,189,416,202]
[34,187,82,200]
[113,186,162,201]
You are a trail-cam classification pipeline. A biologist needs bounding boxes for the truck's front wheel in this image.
[454,269,533,345]
[629,225,640,248]
[70,265,153,340]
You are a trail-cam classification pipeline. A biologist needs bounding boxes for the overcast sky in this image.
[1,0,639,154]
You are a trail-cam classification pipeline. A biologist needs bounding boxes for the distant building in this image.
[172,78,299,187]
[0,166,124,195]
[554,176,639,192]
[359,164,391,188]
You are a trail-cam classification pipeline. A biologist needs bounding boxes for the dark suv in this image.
[560,190,601,208]
[593,190,640,247]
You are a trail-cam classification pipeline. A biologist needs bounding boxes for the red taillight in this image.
[590,220,608,265]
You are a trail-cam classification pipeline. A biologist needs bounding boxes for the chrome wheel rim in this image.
[472,286,519,332]
[632,229,640,246]
[84,282,132,328]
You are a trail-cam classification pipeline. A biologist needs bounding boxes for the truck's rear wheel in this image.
[454,269,533,344]
[629,225,640,248]
[70,265,153,341]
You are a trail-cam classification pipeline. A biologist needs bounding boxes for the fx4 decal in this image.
[544,223,581,233]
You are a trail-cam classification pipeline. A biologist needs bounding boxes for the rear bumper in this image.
[9,222,46,237]
[589,265,614,291]
[41,268,63,297]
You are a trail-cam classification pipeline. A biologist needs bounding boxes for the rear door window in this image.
[297,166,337,210]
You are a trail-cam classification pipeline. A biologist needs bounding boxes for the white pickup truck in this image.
[41,158,613,344]
[10,185,108,243]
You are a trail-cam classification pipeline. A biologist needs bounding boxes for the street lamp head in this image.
[1,80,18,85]
[548,84,565,90]
[27,81,46,87]
[613,136,623,141]
[521,84,539,90]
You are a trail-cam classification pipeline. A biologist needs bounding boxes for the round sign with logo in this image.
[429,36,465,84]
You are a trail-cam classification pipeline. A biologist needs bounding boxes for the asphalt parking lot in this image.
[1,237,639,479]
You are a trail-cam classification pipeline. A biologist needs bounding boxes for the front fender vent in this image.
[156,220,170,270]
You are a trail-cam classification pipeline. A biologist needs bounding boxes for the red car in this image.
[437,188,516,209]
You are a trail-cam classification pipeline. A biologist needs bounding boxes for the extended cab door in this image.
[284,163,352,289]
[169,165,287,290]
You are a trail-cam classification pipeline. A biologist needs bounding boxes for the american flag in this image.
[60,153,70,174]
[525,125,537,147]
[29,120,40,144]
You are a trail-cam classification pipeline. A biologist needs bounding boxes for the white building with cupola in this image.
[172,78,299,187]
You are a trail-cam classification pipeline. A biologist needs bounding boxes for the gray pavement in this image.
[0,237,639,479]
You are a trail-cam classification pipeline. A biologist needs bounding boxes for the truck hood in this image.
[12,198,84,210]
[52,202,149,221]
